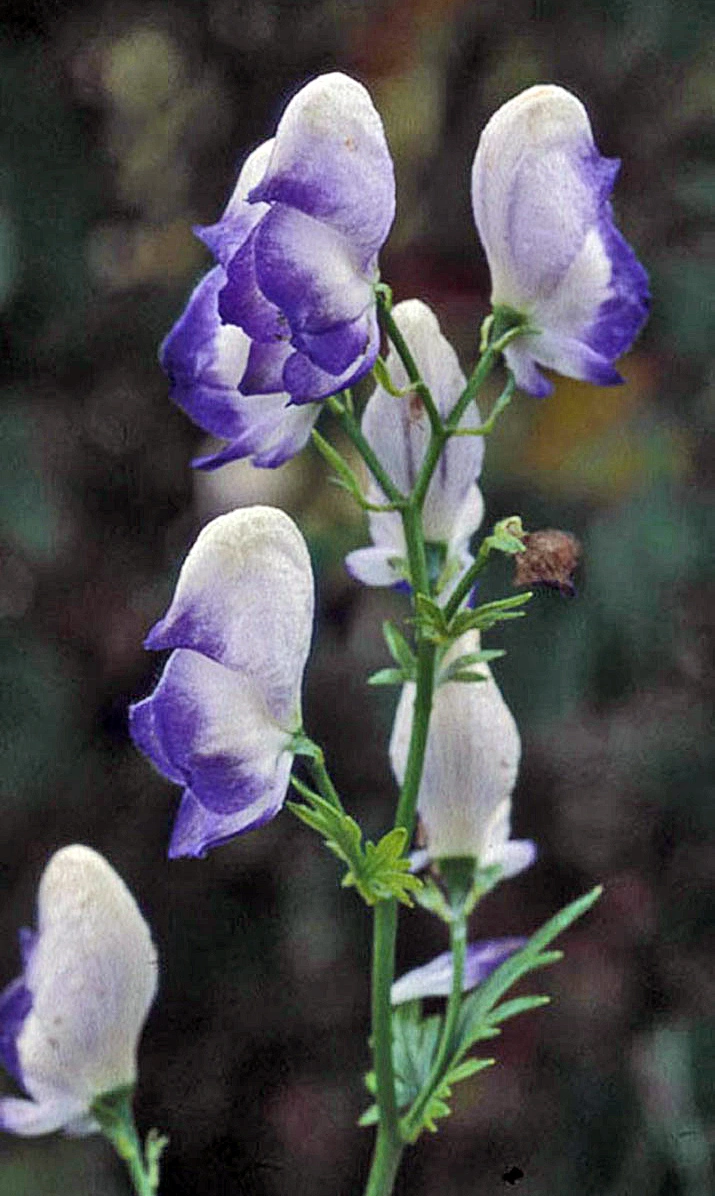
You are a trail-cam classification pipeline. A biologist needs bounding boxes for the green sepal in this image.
[489,304,531,346]
[287,787,421,907]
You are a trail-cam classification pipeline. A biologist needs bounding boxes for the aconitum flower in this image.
[391,938,526,1005]
[0,845,157,1137]
[182,71,394,422]
[130,506,314,858]
[345,299,484,593]
[472,84,649,397]
[390,632,535,873]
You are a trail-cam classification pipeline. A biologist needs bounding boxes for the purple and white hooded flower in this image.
[391,937,526,1005]
[345,299,484,595]
[390,631,535,875]
[472,84,649,398]
[166,71,394,446]
[0,845,157,1137]
[130,506,314,859]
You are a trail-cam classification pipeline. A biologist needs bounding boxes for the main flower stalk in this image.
[361,306,509,1196]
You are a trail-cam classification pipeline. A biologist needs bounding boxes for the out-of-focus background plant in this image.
[0,1,712,1193]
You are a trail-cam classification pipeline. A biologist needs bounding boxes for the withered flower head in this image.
[514,529,581,596]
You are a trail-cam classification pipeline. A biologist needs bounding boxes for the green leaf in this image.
[437,648,507,686]
[419,1057,495,1134]
[367,668,408,687]
[450,591,532,636]
[381,621,416,679]
[415,593,450,643]
[400,887,601,1141]
[485,516,527,556]
[311,428,365,503]
[455,886,602,1056]
[288,789,421,907]
[487,995,551,1025]
[359,1002,443,1127]
[414,877,453,923]
[443,670,488,683]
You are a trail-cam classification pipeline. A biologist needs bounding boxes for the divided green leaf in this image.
[398,886,602,1141]
[450,591,532,637]
[288,788,421,907]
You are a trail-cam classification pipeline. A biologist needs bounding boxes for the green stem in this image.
[442,542,493,623]
[307,750,345,813]
[359,317,527,1194]
[376,293,443,435]
[363,1121,404,1196]
[362,504,437,1196]
[327,395,406,507]
[402,907,467,1140]
[93,1088,158,1196]
[368,902,402,1142]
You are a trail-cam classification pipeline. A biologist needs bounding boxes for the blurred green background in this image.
[0,1,712,1193]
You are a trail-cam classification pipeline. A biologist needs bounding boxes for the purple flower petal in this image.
[239,339,292,395]
[190,72,394,406]
[143,507,314,727]
[0,1095,87,1137]
[391,937,527,1004]
[196,139,274,269]
[281,311,379,403]
[472,85,649,394]
[160,267,319,470]
[249,73,395,265]
[0,976,32,1086]
[253,205,375,344]
[132,507,315,856]
[130,649,293,817]
[168,753,292,859]
[219,227,288,344]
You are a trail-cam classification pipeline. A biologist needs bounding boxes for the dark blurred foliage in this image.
[0,1,713,1193]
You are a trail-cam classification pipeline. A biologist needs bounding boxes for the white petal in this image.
[17,847,157,1115]
[390,632,521,859]
[145,506,314,728]
[0,1095,86,1137]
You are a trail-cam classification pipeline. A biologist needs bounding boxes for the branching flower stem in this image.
[403,876,469,1140]
[359,309,526,1196]
[92,1088,163,1196]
